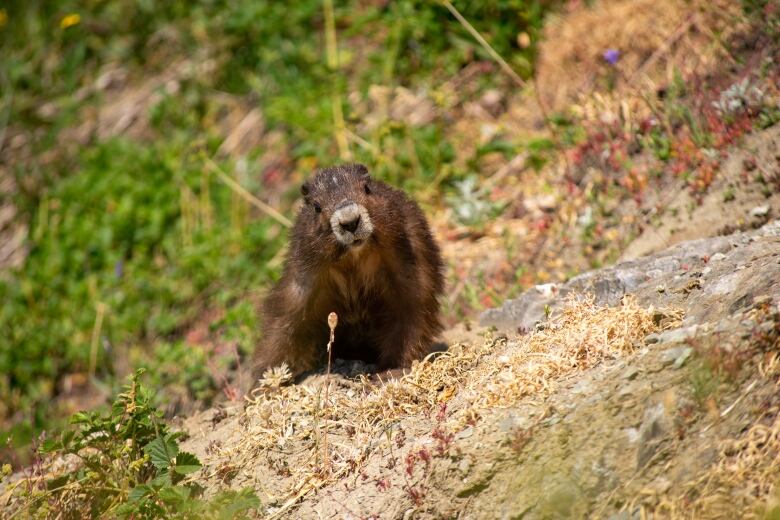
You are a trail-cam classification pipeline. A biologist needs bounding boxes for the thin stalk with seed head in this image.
[321,312,338,473]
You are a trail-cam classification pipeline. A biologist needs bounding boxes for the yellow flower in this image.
[0,9,8,28]
[60,13,81,30]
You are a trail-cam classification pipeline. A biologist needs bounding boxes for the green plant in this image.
[446,175,507,226]
[689,359,721,406]
[8,370,260,518]
[0,138,285,450]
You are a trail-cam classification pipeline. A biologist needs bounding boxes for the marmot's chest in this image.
[325,250,392,318]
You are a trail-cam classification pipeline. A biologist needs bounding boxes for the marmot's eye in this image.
[364,183,371,195]
[313,202,322,213]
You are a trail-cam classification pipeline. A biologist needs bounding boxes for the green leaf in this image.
[173,451,202,475]
[127,484,152,504]
[144,435,179,471]
[69,411,93,425]
[211,488,262,520]
[45,475,70,490]
[158,484,191,505]
[39,439,62,453]
[150,472,172,487]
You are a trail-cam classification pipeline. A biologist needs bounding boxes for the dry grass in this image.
[205,296,681,512]
[535,0,744,112]
[655,352,780,519]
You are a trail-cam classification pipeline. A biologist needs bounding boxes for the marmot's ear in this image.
[300,182,310,201]
[354,164,370,179]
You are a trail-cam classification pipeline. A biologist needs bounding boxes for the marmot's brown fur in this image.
[251,164,444,381]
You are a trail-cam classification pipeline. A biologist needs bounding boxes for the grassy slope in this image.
[0,0,557,457]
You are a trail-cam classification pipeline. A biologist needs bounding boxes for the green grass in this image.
[1,139,284,448]
[0,0,564,458]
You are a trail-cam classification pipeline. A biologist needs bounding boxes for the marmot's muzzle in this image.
[331,201,374,246]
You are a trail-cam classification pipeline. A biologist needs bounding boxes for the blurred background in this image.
[0,0,777,465]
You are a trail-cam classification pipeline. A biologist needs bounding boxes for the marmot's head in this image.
[301,164,376,253]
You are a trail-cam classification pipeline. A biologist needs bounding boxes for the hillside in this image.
[1,0,779,518]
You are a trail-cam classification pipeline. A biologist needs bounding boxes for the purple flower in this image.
[114,259,124,279]
[603,48,620,65]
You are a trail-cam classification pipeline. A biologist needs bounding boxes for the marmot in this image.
[251,164,444,382]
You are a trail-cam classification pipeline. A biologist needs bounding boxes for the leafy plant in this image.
[9,370,260,518]
[0,138,285,448]
[446,175,507,226]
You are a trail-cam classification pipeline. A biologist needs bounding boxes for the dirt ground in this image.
[621,124,780,261]
[180,210,780,517]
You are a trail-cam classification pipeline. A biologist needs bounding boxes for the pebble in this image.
[673,347,693,369]
[623,367,640,380]
[653,325,699,345]
[456,426,475,440]
[750,205,770,218]
[661,347,691,365]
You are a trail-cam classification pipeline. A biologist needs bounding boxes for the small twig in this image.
[323,0,351,161]
[720,379,757,418]
[441,0,572,183]
[700,379,759,434]
[440,0,525,89]
[0,67,13,157]
[203,156,292,228]
[89,302,107,377]
[626,14,698,87]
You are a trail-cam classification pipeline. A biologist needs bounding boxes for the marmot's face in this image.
[301,164,375,250]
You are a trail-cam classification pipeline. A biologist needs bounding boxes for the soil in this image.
[178,213,780,518]
[621,124,780,261]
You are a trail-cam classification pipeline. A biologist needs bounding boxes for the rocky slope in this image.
[178,219,780,519]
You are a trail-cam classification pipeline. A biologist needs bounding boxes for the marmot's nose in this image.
[340,215,361,233]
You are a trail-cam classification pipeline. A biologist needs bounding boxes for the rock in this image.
[672,347,693,369]
[524,194,558,214]
[535,283,558,298]
[480,284,559,332]
[637,402,672,468]
[458,457,472,476]
[661,345,692,366]
[498,413,534,433]
[456,426,475,440]
[655,325,699,345]
[750,205,770,218]
[578,206,594,227]
[652,309,677,326]
[479,89,504,117]
[623,367,640,380]
[623,427,640,443]
[479,224,771,332]
[535,478,585,518]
